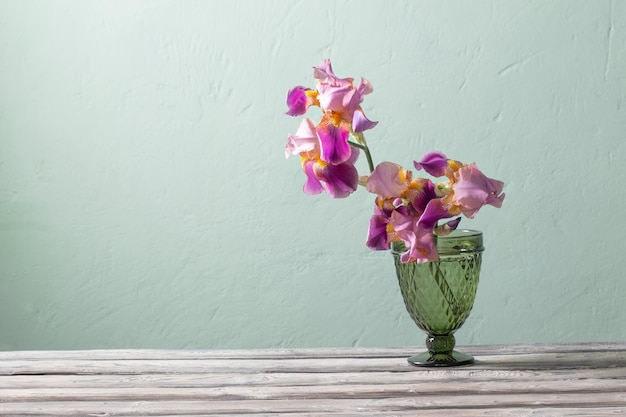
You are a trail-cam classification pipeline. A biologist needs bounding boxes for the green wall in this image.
[1,0,625,350]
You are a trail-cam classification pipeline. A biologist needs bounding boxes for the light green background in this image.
[1,1,625,350]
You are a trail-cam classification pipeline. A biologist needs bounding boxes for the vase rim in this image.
[435,229,484,254]
[438,229,482,238]
[391,229,484,256]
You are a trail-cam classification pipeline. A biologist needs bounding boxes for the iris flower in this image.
[285,86,318,117]
[365,162,451,262]
[284,60,505,263]
[285,59,378,198]
[302,150,360,198]
[415,151,505,219]
[450,163,505,218]
[286,61,377,154]
[285,118,359,198]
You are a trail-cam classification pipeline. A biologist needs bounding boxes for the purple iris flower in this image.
[389,210,438,263]
[301,148,360,199]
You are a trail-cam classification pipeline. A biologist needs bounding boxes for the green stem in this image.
[348,133,375,173]
[347,140,365,150]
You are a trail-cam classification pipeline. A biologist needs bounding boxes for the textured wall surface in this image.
[1,1,625,350]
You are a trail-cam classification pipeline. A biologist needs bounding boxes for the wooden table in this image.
[1,343,625,416]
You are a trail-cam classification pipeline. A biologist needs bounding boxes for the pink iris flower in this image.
[285,59,379,199]
[310,59,378,167]
[363,154,503,263]
[390,210,438,263]
[415,152,505,220]
[316,117,352,165]
[284,61,505,264]
[451,163,505,218]
[365,162,437,215]
[313,59,377,132]
[365,162,410,199]
[366,206,439,263]
[285,59,377,171]
[286,118,359,199]
[364,161,450,262]
[302,149,360,198]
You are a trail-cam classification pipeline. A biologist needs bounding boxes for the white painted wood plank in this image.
[3,408,626,417]
[0,344,624,416]
[2,376,626,402]
[1,392,626,415]
[0,342,623,361]
[1,350,624,376]
[2,365,625,389]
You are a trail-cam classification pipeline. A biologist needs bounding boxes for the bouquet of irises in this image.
[284,59,505,263]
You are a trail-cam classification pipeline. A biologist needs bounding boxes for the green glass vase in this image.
[392,230,484,367]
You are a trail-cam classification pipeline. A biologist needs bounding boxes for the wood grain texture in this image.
[0,343,625,416]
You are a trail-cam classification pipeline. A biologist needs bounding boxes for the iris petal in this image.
[365,162,406,199]
[414,151,449,177]
[317,84,353,113]
[418,198,455,230]
[285,86,309,116]
[316,120,351,165]
[452,163,505,218]
[434,217,462,236]
[352,110,378,133]
[302,161,324,195]
[365,208,390,250]
[390,210,438,263]
[285,118,318,158]
[314,160,359,198]
[313,59,353,87]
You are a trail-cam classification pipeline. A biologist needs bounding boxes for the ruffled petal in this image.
[452,163,505,218]
[316,119,351,165]
[390,210,438,263]
[285,118,318,158]
[314,161,359,198]
[313,59,353,86]
[365,162,407,199]
[317,84,352,113]
[355,77,374,96]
